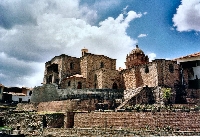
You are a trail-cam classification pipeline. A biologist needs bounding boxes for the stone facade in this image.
[80,53,116,89]
[43,46,180,91]
[60,75,86,89]
[122,60,179,89]
[43,49,117,89]
[40,45,199,105]
[93,68,121,89]
[44,54,80,85]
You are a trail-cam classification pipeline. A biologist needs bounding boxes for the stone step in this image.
[115,87,143,111]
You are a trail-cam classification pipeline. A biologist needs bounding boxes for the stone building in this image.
[43,45,179,91]
[41,45,200,106]
[175,52,200,103]
[44,47,121,89]
[176,52,200,89]
[1,86,32,103]
[124,59,179,89]
[122,45,179,89]
[43,54,81,85]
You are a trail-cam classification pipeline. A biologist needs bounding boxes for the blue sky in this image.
[84,0,199,59]
[0,0,200,87]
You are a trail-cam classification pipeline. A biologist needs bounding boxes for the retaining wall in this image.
[31,84,123,103]
[74,112,200,131]
[3,111,200,136]
[17,99,117,112]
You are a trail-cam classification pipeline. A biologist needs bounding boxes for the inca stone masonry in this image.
[31,45,200,104]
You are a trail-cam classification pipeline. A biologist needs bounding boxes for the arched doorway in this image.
[112,82,118,89]
[100,62,104,68]
[70,62,74,70]
[77,82,82,89]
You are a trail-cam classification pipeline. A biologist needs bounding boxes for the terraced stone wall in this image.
[17,99,117,113]
[74,112,200,131]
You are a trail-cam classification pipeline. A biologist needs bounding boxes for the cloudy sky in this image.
[0,0,200,87]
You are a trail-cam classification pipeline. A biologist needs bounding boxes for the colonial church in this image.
[43,45,179,90]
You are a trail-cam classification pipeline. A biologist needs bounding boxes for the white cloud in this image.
[0,52,44,87]
[0,0,142,87]
[122,6,129,15]
[170,27,175,31]
[92,0,121,12]
[143,12,148,15]
[15,63,44,88]
[138,34,148,38]
[165,58,171,60]
[173,0,200,32]
[148,53,156,61]
[0,73,6,78]
[195,32,199,36]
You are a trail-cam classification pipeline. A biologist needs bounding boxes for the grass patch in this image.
[0,126,12,130]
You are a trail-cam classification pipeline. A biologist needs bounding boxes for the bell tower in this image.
[81,48,88,56]
[125,45,149,69]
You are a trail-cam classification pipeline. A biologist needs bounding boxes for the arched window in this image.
[82,51,86,56]
[70,62,74,70]
[169,64,174,73]
[77,82,82,89]
[112,82,118,89]
[68,81,71,86]
[145,65,149,73]
[100,62,104,68]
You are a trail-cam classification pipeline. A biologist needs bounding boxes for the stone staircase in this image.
[115,87,143,111]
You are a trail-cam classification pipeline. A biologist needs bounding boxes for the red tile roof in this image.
[175,52,200,60]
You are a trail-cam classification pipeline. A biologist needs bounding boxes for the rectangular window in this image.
[19,98,22,103]
[188,79,200,89]
[70,62,74,70]
[181,61,197,68]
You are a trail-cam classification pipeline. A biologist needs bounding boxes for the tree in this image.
[162,88,171,105]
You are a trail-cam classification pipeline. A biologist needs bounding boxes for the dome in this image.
[130,45,144,54]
